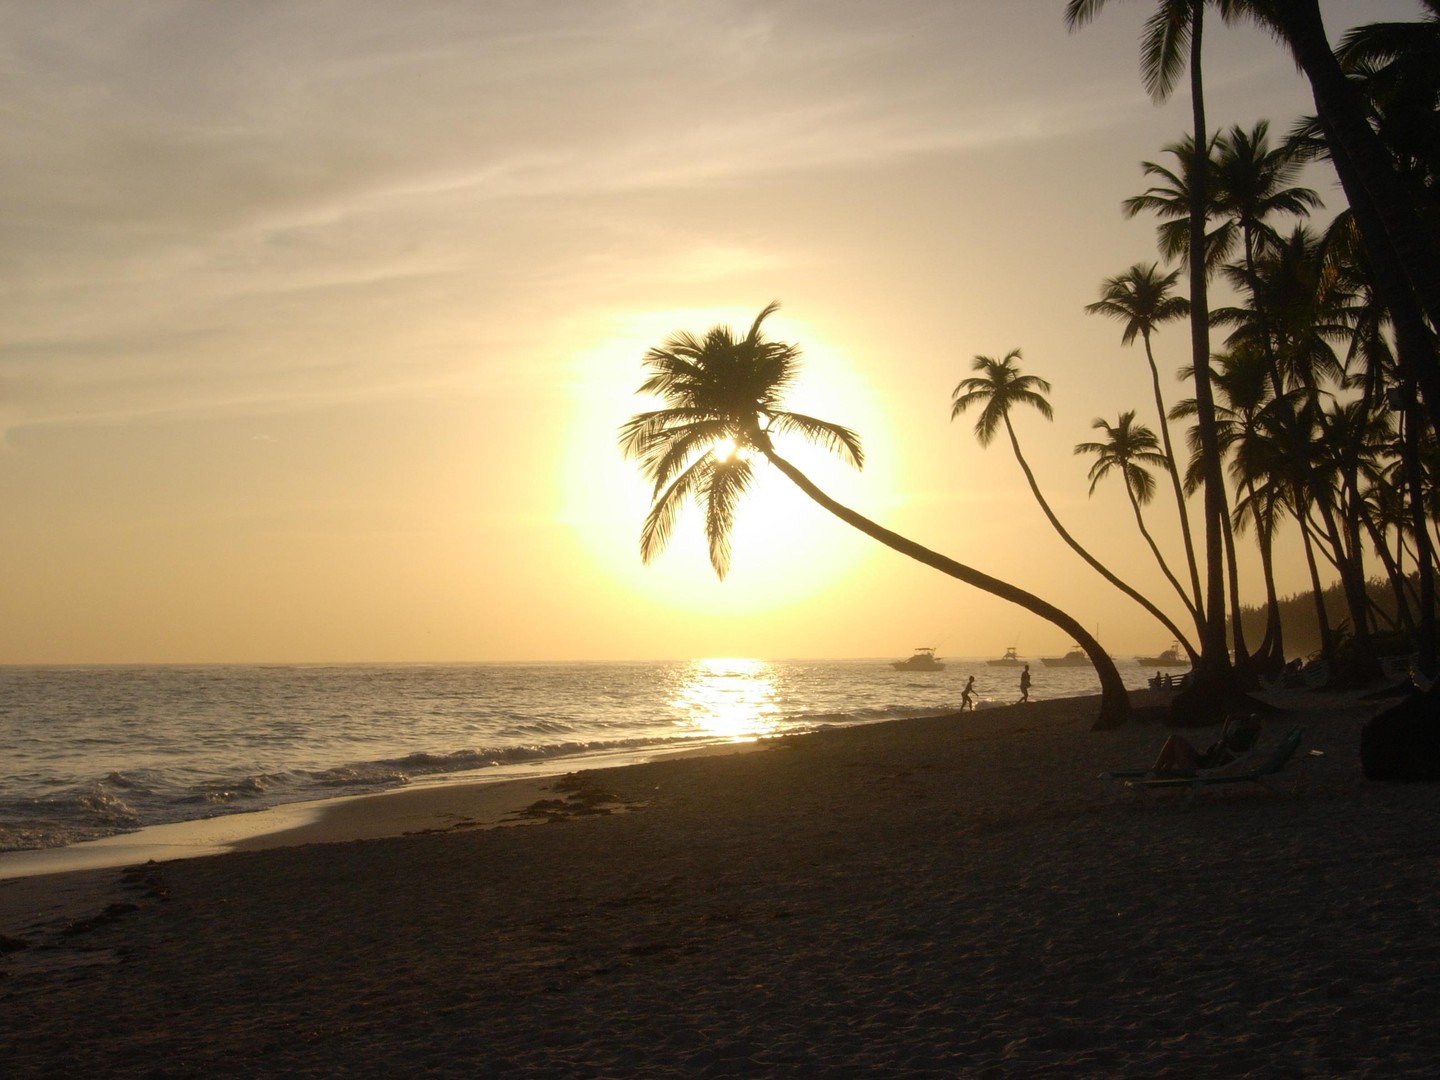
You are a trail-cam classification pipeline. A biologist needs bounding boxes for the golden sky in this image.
[0,1,1421,664]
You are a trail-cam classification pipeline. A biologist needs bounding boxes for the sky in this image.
[0,0,1424,665]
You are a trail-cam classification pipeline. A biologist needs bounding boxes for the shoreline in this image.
[0,736,774,882]
[6,687,1440,1077]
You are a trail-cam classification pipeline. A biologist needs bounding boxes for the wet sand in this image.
[4,688,1439,1078]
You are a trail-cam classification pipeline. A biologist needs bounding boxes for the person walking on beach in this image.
[961,675,976,711]
[1018,664,1031,703]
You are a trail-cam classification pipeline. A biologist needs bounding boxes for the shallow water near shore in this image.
[0,657,1162,852]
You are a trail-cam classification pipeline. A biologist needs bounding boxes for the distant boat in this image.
[1041,646,1093,668]
[987,646,1025,667]
[1136,642,1190,667]
[892,647,945,671]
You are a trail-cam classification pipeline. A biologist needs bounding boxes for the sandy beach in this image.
[4,687,1440,1078]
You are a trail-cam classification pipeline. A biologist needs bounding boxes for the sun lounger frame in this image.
[1111,728,1306,808]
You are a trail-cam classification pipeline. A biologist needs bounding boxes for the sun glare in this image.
[712,436,740,462]
[670,657,781,741]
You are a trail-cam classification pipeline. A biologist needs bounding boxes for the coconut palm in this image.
[1218,223,1384,669]
[1311,398,1396,662]
[1336,3,1440,205]
[1238,1,1440,360]
[1066,0,1241,684]
[1123,137,1231,272]
[951,349,1197,659]
[619,303,1131,728]
[1185,346,1293,667]
[1084,263,1201,613]
[1213,121,1322,270]
[1076,411,1199,623]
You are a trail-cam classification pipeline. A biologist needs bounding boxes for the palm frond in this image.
[765,411,864,469]
[1063,0,1106,31]
[640,454,715,566]
[1139,2,1190,103]
[1127,462,1159,505]
[704,457,754,579]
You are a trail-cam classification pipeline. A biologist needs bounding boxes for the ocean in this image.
[0,657,1165,852]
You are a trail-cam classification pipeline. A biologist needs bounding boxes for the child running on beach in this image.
[961,675,976,711]
[1018,664,1031,703]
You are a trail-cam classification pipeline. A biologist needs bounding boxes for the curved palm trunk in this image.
[1002,417,1197,659]
[1249,486,1285,670]
[1298,505,1336,659]
[1220,496,1253,681]
[1361,511,1415,638]
[1123,477,1202,631]
[1313,466,1379,670]
[761,445,1131,729]
[1141,327,1203,615]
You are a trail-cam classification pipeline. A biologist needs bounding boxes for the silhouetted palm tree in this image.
[1123,136,1230,272]
[619,303,1131,728]
[1239,1,1440,361]
[1076,411,1199,623]
[1213,121,1322,270]
[1067,0,1240,683]
[1218,223,1381,666]
[1336,3,1440,205]
[1084,263,1201,612]
[951,349,1196,659]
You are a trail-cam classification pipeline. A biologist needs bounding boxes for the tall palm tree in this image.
[1076,411,1200,623]
[1336,3,1440,209]
[1219,223,1381,669]
[951,349,1197,658]
[1213,349,1286,667]
[1067,0,1243,686]
[1172,344,1290,667]
[619,303,1132,728]
[1084,263,1201,612]
[1239,1,1440,361]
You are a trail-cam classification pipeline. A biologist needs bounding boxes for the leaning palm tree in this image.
[1076,411,1201,625]
[951,349,1196,659]
[619,303,1131,729]
[1084,263,1202,612]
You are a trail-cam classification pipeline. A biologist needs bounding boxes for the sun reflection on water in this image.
[672,657,781,742]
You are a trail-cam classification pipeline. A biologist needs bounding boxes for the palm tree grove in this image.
[623,2,1440,746]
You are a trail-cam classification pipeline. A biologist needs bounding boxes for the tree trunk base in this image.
[1089,698,1130,731]
[1167,667,1285,729]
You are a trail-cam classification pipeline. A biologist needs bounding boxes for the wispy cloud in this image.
[0,0,1299,437]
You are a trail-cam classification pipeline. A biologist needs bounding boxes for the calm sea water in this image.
[0,657,1163,851]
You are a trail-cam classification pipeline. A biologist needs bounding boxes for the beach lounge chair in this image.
[1121,728,1306,807]
[1098,714,1264,797]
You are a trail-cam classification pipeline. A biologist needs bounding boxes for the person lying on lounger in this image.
[1151,713,1262,775]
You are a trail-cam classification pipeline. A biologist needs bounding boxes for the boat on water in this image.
[892,647,945,671]
[1136,642,1190,667]
[1041,646,1093,668]
[987,646,1025,667]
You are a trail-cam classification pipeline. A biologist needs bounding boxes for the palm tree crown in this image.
[1076,412,1170,500]
[950,350,1054,446]
[617,301,862,578]
[1085,263,1191,345]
